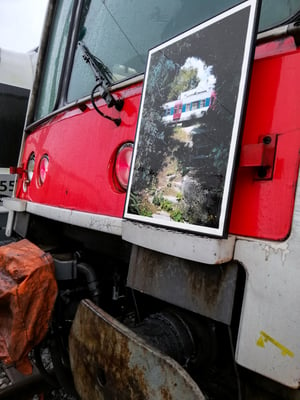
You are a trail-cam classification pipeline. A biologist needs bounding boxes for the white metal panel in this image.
[3,199,122,236]
[235,172,300,388]
[3,197,26,212]
[0,48,36,90]
[122,220,236,264]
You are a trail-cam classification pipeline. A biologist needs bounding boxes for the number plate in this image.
[0,174,15,200]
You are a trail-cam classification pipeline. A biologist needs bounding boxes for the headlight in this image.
[38,155,49,185]
[27,152,35,182]
[114,143,133,190]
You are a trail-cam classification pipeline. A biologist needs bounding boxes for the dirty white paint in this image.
[235,171,300,388]
[262,241,290,264]
[0,48,36,89]
[3,199,122,236]
[122,220,236,264]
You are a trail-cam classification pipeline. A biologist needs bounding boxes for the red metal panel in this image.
[16,83,141,217]
[229,38,300,240]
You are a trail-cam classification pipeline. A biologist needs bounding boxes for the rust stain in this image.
[160,386,172,400]
[129,247,237,318]
[70,300,205,399]
[70,302,150,399]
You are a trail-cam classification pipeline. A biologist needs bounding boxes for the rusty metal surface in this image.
[69,299,205,400]
[127,246,238,324]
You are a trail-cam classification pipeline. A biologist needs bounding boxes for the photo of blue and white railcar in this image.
[162,88,216,125]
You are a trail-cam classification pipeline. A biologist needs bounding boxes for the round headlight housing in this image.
[27,152,35,182]
[38,155,49,185]
[114,143,133,190]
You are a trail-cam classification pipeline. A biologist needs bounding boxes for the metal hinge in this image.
[239,134,277,180]
[9,165,25,176]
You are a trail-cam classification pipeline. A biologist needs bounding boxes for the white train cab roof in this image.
[0,48,37,90]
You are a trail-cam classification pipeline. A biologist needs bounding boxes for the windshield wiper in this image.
[78,41,124,126]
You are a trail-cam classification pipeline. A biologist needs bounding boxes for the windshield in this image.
[67,0,300,103]
[259,0,300,31]
[35,0,74,121]
[67,0,243,102]
[35,0,300,119]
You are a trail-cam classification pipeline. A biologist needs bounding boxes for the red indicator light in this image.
[115,143,133,190]
[38,155,49,185]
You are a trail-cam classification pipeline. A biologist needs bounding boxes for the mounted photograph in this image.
[125,0,260,237]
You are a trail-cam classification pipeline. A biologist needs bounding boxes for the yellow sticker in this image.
[256,331,294,358]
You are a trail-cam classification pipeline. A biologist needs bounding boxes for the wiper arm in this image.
[78,41,124,112]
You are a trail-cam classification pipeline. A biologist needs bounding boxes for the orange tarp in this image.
[0,239,57,374]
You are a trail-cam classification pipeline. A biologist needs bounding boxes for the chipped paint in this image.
[262,241,290,264]
[256,331,294,358]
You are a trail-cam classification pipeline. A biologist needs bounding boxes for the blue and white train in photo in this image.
[162,87,216,126]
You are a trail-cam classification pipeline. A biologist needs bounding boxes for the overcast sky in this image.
[0,0,49,53]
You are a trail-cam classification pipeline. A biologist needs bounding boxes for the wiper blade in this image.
[78,41,123,112]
